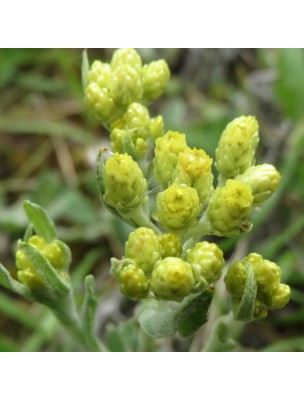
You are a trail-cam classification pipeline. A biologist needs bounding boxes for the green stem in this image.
[51,290,105,352]
[121,205,161,234]
[201,312,244,352]
[182,214,212,250]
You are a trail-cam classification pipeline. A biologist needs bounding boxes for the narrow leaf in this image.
[23,200,57,243]
[0,263,33,299]
[177,291,213,337]
[82,275,104,352]
[234,262,257,322]
[139,291,213,339]
[82,49,90,91]
[82,275,97,333]
[19,242,69,295]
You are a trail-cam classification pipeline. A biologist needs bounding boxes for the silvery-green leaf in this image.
[19,242,69,295]
[0,263,33,299]
[82,49,90,91]
[139,291,213,339]
[234,261,257,322]
[23,200,57,243]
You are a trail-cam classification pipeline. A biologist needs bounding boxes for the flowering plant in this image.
[0,49,290,351]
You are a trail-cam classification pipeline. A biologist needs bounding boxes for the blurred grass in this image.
[0,48,304,351]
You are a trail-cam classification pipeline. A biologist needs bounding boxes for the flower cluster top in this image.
[86,49,289,319]
[84,48,169,160]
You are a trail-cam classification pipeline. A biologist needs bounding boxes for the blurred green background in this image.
[0,48,304,352]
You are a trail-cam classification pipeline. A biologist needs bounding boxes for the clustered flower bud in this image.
[153,183,201,232]
[215,116,259,179]
[112,228,225,302]
[84,48,169,159]
[87,48,288,317]
[225,253,290,319]
[16,235,71,290]
[103,153,147,213]
[207,179,253,236]
[110,102,164,160]
[235,164,281,206]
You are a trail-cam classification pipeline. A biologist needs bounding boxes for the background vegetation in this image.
[0,48,304,352]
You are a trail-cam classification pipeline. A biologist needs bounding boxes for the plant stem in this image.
[51,290,105,352]
[201,312,244,352]
[122,205,161,234]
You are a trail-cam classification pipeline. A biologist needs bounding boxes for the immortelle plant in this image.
[0,49,290,351]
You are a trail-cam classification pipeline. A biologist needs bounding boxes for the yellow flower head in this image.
[159,233,182,258]
[235,164,281,206]
[151,257,195,301]
[153,131,188,188]
[150,115,164,139]
[215,116,259,179]
[142,60,170,102]
[84,83,116,123]
[16,236,71,290]
[154,183,201,232]
[207,179,253,236]
[224,253,290,319]
[103,153,147,213]
[110,65,143,107]
[111,48,142,73]
[88,61,112,89]
[118,263,149,300]
[187,241,225,284]
[125,227,161,273]
[173,148,214,206]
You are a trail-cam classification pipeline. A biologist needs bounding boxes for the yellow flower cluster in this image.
[111,227,224,302]
[225,253,290,319]
[205,116,281,235]
[89,48,289,318]
[84,48,169,159]
[16,235,71,290]
[152,131,214,232]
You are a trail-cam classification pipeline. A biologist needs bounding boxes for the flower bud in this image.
[124,102,151,139]
[224,260,246,299]
[153,131,188,188]
[16,236,71,290]
[110,128,126,153]
[187,241,225,284]
[88,61,111,89]
[245,253,281,294]
[125,227,161,273]
[225,253,290,319]
[118,263,149,300]
[150,115,164,139]
[153,183,201,232]
[84,83,116,123]
[173,148,214,207]
[111,48,142,73]
[151,257,195,301]
[207,179,253,236]
[110,65,143,106]
[265,283,290,310]
[103,153,147,213]
[235,164,281,206]
[142,60,170,101]
[42,240,71,271]
[159,234,182,258]
[215,116,259,179]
